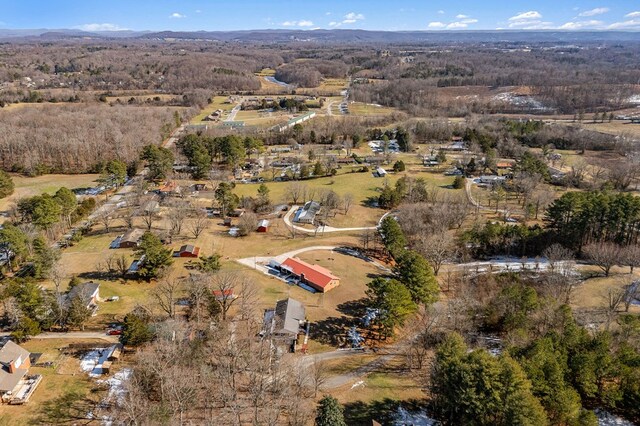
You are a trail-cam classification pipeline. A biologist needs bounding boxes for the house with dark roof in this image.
[59,282,100,315]
[262,298,306,352]
[293,201,320,224]
[279,257,340,293]
[0,341,42,404]
[174,245,200,258]
[115,228,145,249]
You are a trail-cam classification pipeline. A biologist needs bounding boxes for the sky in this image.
[1,1,640,32]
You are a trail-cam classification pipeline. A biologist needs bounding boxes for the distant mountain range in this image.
[1,28,639,43]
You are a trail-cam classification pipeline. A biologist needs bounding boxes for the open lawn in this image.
[0,173,100,219]
[334,357,427,425]
[349,102,398,117]
[0,338,106,426]
[190,96,237,123]
[573,120,640,139]
[572,267,640,311]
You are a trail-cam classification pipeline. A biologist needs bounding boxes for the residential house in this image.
[116,228,145,249]
[293,201,320,224]
[479,175,507,185]
[174,245,200,258]
[279,257,340,293]
[0,341,42,404]
[59,282,100,315]
[158,182,181,197]
[262,298,306,352]
[496,161,515,170]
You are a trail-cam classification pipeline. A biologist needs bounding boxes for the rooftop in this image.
[281,257,338,290]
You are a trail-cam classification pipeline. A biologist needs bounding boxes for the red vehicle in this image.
[107,329,123,335]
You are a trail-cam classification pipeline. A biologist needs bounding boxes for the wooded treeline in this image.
[0,104,181,174]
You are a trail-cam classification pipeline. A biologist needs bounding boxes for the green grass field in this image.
[190,96,237,123]
[0,173,100,216]
[349,102,398,117]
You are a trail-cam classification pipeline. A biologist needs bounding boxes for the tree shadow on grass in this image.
[30,388,102,425]
[310,298,372,346]
[343,398,431,426]
[311,315,353,346]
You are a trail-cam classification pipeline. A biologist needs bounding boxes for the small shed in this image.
[257,219,270,233]
[374,167,387,178]
[174,245,200,258]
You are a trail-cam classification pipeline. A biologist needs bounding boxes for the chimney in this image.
[8,361,15,374]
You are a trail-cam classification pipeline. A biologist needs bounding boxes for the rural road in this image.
[0,331,119,342]
[465,178,508,215]
[283,206,377,234]
[225,104,242,122]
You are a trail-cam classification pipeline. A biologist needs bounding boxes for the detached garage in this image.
[174,245,201,258]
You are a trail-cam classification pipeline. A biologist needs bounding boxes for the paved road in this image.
[283,206,377,234]
[225,104,242,122]
[0,331,119,342]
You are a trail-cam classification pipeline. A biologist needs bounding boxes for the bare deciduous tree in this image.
[416,232,455,275]
[584,242,623,276]
[152,278,183,319]
[187,209,208,239]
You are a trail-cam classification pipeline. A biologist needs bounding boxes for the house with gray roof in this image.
[262,298,306,352]
[0,341,41,404]
[293,201,320,224]
[58,282,100,315]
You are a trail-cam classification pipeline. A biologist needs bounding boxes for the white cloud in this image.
[578,7,609,17]
[625,11,640,18]
[507,11,550,28]
[325,12,331,16]
[195,9,202,14]
[608,19,640,29]
[329,12,365,27]
[428,21,446,28]
[456,14,469,19]
[282,20,314,27]
[170,12,186,19]
[559,20,604,29]
[447,22,469,29]
[509,11,542,21]
[345,12,365,21]
[437,10,445,14]
[461,18,478,24]
[77,23,128,31]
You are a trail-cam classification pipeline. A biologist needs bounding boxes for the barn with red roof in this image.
[280,257,340,293]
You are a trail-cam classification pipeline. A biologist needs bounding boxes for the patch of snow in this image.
[627,95,640,104]
[392,407,439,426]
[492,92,551,112]
[595,409,635,426]
[79,347,114,377]
[350,380,365,390]
[98,368,132,402]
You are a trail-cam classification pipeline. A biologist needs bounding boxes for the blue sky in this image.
[2,1,640,31]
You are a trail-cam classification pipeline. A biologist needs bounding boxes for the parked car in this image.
[107,329,123,335]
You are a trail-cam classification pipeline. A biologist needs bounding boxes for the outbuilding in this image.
[174,245,200,258]
[257,219,270,233]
